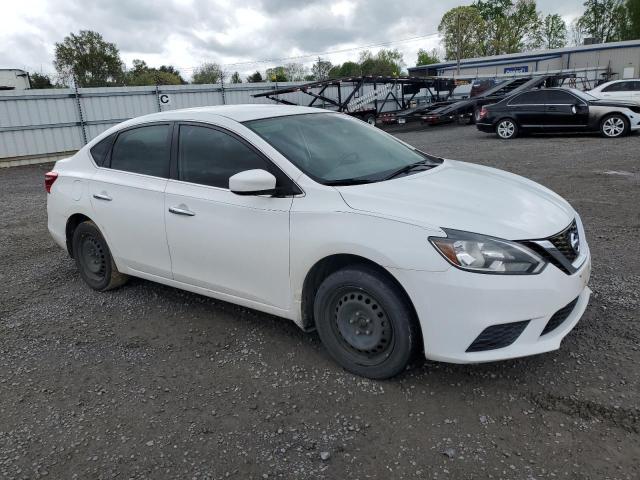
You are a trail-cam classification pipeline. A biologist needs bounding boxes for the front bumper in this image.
[390,250,591,363]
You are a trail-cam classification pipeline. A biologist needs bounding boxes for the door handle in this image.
[93,193,112,201]
[548,106,557,111]
[169,206,195,216]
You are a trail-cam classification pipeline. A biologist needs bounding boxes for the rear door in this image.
[544,90,589,130]
[89,123,173,278]
[505,90,547,127]
[164,123,294,309]
[600,81,634,102]
[632,81,640,104]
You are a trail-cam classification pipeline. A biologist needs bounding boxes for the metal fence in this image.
[0,82,310,167]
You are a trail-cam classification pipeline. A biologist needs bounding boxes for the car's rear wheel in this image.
[363,113,377,126]
[473,107,483,124]
[600,114,629,138]
[313,265,419,379]
[496,118,518,139]
[72,221,128,291]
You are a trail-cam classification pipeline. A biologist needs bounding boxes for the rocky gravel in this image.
[1,125,639,479]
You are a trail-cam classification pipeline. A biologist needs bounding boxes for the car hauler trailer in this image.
[252,76,456,125]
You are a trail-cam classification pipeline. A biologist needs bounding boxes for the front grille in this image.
[519,220,581,275]
[466,320,530,352]
[548,221,579,262]
[541,297,579,336]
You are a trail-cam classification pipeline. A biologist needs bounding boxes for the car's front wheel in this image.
[314,265,419,379]
[72,221,128,291]
[496,118,518,139]
[600,114,629,138]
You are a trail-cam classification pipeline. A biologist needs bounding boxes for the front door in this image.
[544,90,589,130]
[89,123,173,278]
[164,123,293,309]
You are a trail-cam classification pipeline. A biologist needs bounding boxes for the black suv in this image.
[476,87,640,139]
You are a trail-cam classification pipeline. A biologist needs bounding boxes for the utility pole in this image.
[456,11,461,76]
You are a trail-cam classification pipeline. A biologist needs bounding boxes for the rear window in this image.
[90,133,116,166]
[509,91,545,105]
[109,124,171,178]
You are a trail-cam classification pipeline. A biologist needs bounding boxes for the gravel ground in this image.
[1,125,639,479]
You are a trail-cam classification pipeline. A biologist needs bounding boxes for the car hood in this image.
[336,160,575,240]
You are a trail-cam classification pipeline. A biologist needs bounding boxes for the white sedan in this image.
[46,105,591,379]
[588,79,640,104]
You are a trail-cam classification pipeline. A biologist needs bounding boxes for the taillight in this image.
[479,107,488,119]
[45,171,58,193]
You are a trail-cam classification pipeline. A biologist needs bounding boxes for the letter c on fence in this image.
[159,94,171,105]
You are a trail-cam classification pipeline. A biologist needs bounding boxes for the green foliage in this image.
[438,6,486,60]
[192,62,226,84]
[230,72,242,83]
[358,49,405,76]
[266,66,287,82]
[474,0,542,54]
[540,14,568,49]
[246,71,263,82]
[125,59,183,86]
[29,72,54,89]
[576,0,628,43]
[54,30,124,87]
[416,48,440,66]
[627,0,640,39]
[311,57,333,80]
[328,61,361,78]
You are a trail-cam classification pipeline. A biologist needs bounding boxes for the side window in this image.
[602,82,630,92]
[178,125,272,188]
[109,125,171,177]
[90,133,116,166]
[633,81,640,92]
[546,90,576,104]
[509,91,544,105]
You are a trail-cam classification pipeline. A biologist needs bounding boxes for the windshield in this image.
[244,113,442,185]
[569,88,598,101]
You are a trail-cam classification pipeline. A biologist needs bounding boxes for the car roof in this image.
[125,104,328,125]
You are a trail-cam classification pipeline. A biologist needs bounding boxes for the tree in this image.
[54,30,124,87]
[284,63,308,81]
[627,0,640,39]
[576,0,628,43]
[438,6,486,62]
[569,18,585,45]
[158,65,186,84]
[312,57,333,80]
[230,71,242,83]
[29,72,54,89]
[125,59,183,86]
[192,62,226,84]
[328,61,361,78]
[359,49,404,76]
[540,14,567,49]
[474,0,541,55]
[246,71,263,82]
[266,66,287,82]
[416,48,440,66]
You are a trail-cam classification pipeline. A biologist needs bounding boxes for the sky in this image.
[0,0,586,80]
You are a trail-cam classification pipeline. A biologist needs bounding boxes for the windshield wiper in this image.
[381,159,433,181]
[324,178,376,186]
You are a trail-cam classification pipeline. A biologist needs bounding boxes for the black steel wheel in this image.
[314,265,419,379]
[72,221,128,291]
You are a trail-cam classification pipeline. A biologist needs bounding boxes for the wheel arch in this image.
[300,253,419,335]
[65,213,93,257]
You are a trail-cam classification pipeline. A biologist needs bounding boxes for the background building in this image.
[409,40,640,85]
[0,69,31,90]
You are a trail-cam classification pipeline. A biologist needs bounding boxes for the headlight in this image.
[429,229,546,275]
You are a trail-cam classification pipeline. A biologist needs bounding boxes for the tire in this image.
[313,265,419,379]
[495,118,518,139]
[600,113,629,138]
[363,113,376,126]
[72,221,128,291]
[473,107,483,124]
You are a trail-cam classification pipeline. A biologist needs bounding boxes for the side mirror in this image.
[229,169,277,196]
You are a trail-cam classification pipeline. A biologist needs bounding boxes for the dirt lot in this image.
[1,125,639,479]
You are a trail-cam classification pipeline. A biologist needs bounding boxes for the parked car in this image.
[476,87,640,139]
[588,79,640,104]
[46,105,592,379]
